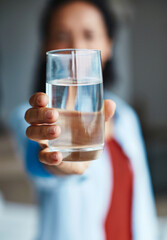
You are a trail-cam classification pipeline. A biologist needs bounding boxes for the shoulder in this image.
[104,90,140,130]
[104,90,146,161]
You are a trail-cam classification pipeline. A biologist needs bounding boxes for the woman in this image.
[10,0,157,239]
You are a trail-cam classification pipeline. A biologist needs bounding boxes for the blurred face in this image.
[45,1,112,66]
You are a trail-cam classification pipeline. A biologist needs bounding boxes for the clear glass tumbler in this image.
[46,49,104,162]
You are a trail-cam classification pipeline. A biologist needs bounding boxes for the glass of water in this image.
[46,49,104,162]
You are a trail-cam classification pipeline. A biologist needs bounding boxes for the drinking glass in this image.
[46,49,104,162]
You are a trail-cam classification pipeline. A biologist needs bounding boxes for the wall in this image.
[132,0,167,193]
[132,0,167,127]
[0,0,47,119]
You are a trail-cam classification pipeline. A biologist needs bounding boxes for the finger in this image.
[39,148,63,166]
[25,108,59,124]
[39,148,90,175]
[26,125,61,141]
[48,160,90,175]
[104,99,116,121]
[29,92,49,107]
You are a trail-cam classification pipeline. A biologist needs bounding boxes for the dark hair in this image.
[35,0,116,93]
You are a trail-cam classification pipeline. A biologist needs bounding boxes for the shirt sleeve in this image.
[25,139,52,177]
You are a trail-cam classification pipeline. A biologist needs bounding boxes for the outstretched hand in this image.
[25,92,116,175]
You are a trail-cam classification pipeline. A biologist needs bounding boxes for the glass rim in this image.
[46,48,101,55]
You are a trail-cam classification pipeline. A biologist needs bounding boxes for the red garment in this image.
[104,138,134,240]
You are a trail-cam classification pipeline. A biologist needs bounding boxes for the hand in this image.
[25,92,116,175]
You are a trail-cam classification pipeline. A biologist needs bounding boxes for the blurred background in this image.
[0,0,167,239]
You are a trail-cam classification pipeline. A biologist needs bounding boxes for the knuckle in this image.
[35,108,41,121]
[24,109,31,122]
[40,126,50,139]
[29,93,36,105]
[39,151,51,165]
[38,150,48,163]
[26,126,32,138]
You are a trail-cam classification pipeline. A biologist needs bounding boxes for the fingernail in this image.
[51,152,62,163]
[48,126,56,135]
[48,126,61,135]
[51,153,58,161]
[45,110,59,120]
[45,110,53,119]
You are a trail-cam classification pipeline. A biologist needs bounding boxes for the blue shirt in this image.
[9,91,158,240]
